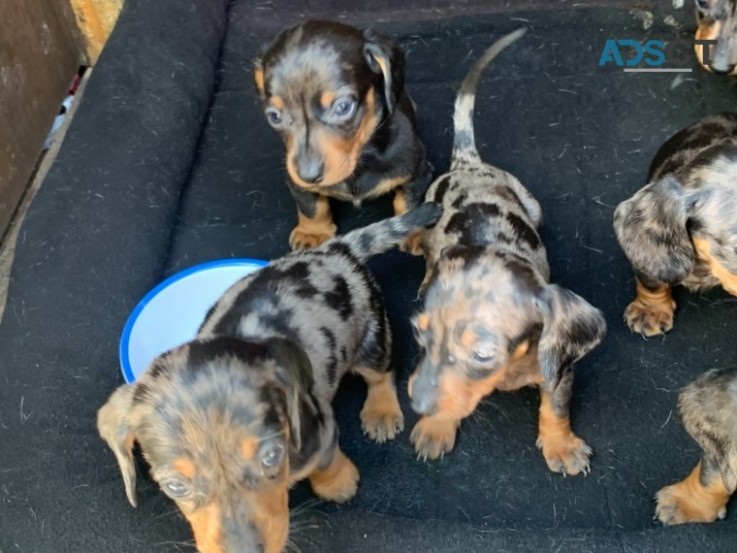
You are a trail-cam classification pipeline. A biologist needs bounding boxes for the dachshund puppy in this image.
[254,20,433,250]
[406,29,606,476]
[97,203,441,553]
[694,0,737,75]
[656,367,737,525]
[613,113,737,337]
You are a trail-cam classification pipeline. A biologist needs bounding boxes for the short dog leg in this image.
[537,385,592,476]
[309,448,359,503]
[288,187,337,250]
[624,277,676,337]
[355,367,404,443]
[398,166,434,255]
[655,459,731,525]
[410,415,460,461]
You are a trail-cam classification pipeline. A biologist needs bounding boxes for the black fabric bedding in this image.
[1,0,736,551]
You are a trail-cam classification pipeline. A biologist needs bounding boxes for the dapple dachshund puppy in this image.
[97,203,441,553]
[614,113,737,337]
[694,0,737,75]
[254,20,433,250]
[656,367,737,525]
[406,29,606,476]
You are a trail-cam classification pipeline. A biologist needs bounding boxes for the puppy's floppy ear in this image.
[535,285,606,391]
[363,29,405,113]
[97,384,138,507]
[265,338,318,451]
[253,57,266,100]
[613,175,696,284]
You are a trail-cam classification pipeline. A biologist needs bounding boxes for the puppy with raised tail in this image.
[656,367,737,525]
[97,203,441,553]
[614,113,737,337]
[407,29,606,476]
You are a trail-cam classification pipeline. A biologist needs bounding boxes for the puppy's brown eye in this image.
[163,479,190,498]
[260,440,285,470]
[332,96,357,120]
[265,107,283,127]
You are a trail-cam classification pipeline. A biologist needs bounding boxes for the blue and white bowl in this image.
[119,258,268,383]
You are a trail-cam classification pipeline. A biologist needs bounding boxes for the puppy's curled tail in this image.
[451,27,527,167]
[326,203,442,262]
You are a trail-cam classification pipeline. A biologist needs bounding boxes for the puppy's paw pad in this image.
[289,225,336,250]
[310,452,360,503]
[410,417,457,461]
[361,401,404,443]
[655,482,728,525]
[537,433,592,476]
[624,300,675,337]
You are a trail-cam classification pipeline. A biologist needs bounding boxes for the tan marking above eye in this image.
[270,96,284,111]
[240,436,260,460]
[320,91,336,108]
[173,458,197,479]
[460,329,476,348]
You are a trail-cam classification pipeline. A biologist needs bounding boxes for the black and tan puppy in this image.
[254,20,433,250]
[613,113,737,337]
[406,29,606,476]
[694,0,737,75]
[656,367,737,525]
[97,203,441,553]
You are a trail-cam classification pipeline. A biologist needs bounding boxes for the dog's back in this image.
[424,28,548,278]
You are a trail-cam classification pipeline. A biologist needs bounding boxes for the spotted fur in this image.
[407,29,606,476]
[613,113,737,337]
[655,367,737,525]
[97,204,441,553]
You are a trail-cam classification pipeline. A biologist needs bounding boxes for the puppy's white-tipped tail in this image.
[451,27,527,167]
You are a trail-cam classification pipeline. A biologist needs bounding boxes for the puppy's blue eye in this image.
[163,479,190,498]
[472,350,493,363]
[696,0,709,10]
[265,107,282,127]
[332,97,357,120]
[260,440,285,470]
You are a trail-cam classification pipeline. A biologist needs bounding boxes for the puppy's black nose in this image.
[296,157,324,184]
[710,63,735,75]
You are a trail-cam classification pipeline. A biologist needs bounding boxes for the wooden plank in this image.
[0,0,83,240]
[69,0,123,63]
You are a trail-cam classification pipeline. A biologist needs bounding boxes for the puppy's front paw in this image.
[361,388,404,443]
[289,224,336,250]
[655,479,728,525]
[410,417,458,461]
[624,298,676,337]
[309,450,359,503]
[536,432,592,476]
